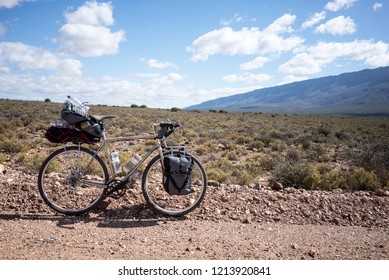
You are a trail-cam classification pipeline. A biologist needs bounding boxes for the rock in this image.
[208,180,220,187]
[0,164,6,175]
[95,200,111,210]
[271,181,283,191]
[308,249,316,258]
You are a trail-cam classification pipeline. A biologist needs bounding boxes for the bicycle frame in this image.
[76,123,186,188]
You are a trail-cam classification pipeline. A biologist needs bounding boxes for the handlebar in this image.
[155,121,181,139]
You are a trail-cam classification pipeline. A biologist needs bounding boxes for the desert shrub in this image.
[258,153,279,171]
[0,139,28,154]
[25,152,47,172]
[319,170,346,190]
[270,162,312,189]
[297,135,311,150]
[347,167,381,192]
[350,138,389,173]
[317,126,331,137]
[207,168,229,183]
[269,130,285,140]
[310,163,346,190]
[335,130,351,141]
[248,140,264,151]
[270,139,287,152]
[234,135,252,145]
[237,171,255,185]
[308,143,327,162]
[286,148,301,162]
[224,151,239,161]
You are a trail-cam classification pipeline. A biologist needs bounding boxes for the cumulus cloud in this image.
[57,1,125,57]
[240,56,271,71]
[188,13,304,62]
[315,16,356,35]
[324,0,357,12]
[373,2,383,11]
[0,42,82,75]
[150,73,183,86]
[0,0,22,8]
[301,11,327,29]
[0,71,188,108]
[279,40,389,75]
[222,73,272,84]
[141,58,177,69]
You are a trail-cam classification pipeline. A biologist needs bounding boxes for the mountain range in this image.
[186,67,389,116]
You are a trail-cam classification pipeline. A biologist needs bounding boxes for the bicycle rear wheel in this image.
[38,146,108,215]
[142,152,207,216]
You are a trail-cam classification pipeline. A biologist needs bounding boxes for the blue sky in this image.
[0,0,388,108]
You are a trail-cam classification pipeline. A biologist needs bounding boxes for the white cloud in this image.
[222,73,272,84]
[240,56,271,71]
[279,40,389,75]
[373,3,383,11]
[280,75,309,85]
[188,13,304,62]
[64,1,114,26]
[315,16,356,35]
[57,1,125,57]
[0,42,82,75]
[141,58,177,69]
[324,0,357,12]
[220,13,256,26]
[0,0,22,8]
[264,13,296,34]
[301,11,327,29]
[0,71,189,108]
[149,73,183,87]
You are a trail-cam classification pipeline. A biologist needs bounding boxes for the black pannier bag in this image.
[45,126,100,145]
[163,154,193,195]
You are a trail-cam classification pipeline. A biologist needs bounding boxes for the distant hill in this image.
[186,67,389,116]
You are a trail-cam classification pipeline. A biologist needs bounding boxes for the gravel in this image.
[1,166,389,260]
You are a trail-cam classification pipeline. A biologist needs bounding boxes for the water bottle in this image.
[123,154,142,173]
[67,95,83,107]
[128,169,142,187]
[67,95,90,114]
[111,151,121,173]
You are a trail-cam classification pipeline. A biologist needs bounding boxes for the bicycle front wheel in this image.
[38,146,109,215]
[142,152,207,216]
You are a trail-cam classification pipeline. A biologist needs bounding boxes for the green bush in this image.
[270,162,312,189]
[207,168,229,183]
[310,164,346,190]
[347,167,381,192]
[0,139,28,154]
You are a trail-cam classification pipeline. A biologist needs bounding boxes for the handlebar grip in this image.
[157,121,180,139]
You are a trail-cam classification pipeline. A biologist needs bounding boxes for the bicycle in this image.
[38,112,207,217]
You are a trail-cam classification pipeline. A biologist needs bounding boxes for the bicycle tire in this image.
[141,152,207,216]
[38,146,109,215]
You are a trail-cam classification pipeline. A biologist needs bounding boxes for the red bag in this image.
[45,126,100,144]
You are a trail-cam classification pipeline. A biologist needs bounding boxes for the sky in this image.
[0,0,388,108]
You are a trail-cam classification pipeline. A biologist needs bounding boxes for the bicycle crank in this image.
[106,179,127,199]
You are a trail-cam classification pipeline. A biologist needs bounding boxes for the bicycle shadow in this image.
[0,204,187,229]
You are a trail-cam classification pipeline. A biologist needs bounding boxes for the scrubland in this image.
[1,99,388,193]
